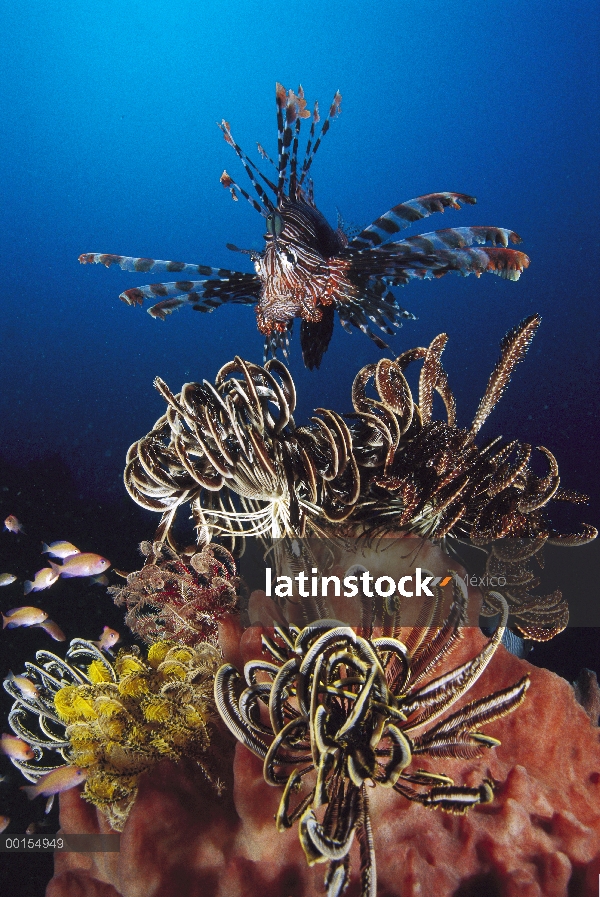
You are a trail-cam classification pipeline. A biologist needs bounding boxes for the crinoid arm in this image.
[470,313,541,437]
[214,607,530,894]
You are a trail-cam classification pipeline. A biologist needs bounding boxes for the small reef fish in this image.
[0,815,9,834]
[92,626,120,651]
[24,567,59,595]
[41,541,80,559]
[4,671,39,701]
[34,619,66,642]
[2,606,48,629]
[50,553,110,578]
[21,765,87,799]
[3,515,24,534]
[0,733,35,761]
[0,573,17,586]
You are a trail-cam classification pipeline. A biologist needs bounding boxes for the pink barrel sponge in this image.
[47,614,600,897]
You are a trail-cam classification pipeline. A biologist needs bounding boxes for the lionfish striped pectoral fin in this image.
[334,280,415,354]
[78,253,261,319]
[349,193,477,250]
[78,253,231,277]
[409,245,530,282]
[345,228,529,285]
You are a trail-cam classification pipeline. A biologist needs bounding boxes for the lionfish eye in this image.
[266,212,284,237]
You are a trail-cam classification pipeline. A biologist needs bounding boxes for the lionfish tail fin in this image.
[300,306,335,369]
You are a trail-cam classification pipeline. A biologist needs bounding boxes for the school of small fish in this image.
[1,517,115,832]
[2,527,110,590]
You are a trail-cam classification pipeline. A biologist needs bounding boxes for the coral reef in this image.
[124,318,596,641]
[46,613,600,897]
[0,75,594,897]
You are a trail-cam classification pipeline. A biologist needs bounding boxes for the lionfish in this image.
[79,84,529,368]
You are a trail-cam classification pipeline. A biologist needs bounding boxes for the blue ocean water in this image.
[0,1,598,890]
[1,0,597,506]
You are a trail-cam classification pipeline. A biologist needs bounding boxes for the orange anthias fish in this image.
[0,733,35,761]
[92,626,120,651]
[4,671,39,701]
[21,765,87,799]
[50,553,110,578]
[2,606,48,629]
[0,815,10,833]
[0,573,17,586]
[41,541,80,559]
[34,619,66,642]
[24,567,59,595]
[4,516,24,534]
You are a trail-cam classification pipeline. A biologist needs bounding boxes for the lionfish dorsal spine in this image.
[275,84,310,202]
[298,90,341,189]
[220,169,264,215]
[218,120,275,214]
[288,86,306,199]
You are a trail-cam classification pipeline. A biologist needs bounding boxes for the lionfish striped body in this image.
[79,84,529,368]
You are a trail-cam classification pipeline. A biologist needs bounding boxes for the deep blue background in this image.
[0,1,598,889]
[1,0,598,505]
